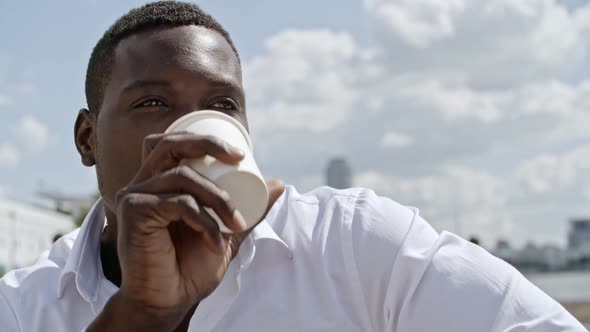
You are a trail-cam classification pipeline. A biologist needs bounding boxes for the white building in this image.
[0,198,75,272]
[538,245,568,271]
[517,242,545,267]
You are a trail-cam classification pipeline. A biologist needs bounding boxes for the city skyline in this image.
[1,1,590,248]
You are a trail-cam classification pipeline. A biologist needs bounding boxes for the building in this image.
[0,198,75,273]
[325,157,352,189]
[568,219,590,262]
[539,245,568,271]
[493,239,514,262]
[37,189,96,217]
[516,242,545,270]
[493,240,567,272]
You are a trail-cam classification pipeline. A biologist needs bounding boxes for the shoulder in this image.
[272,186,431,328]
[0,228,79,314]
[274,185,423,286]
[275,185,419,248]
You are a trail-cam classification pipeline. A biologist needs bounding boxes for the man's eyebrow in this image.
[121,79,242,92]
[121,80,171,93]
[208,78,243,93]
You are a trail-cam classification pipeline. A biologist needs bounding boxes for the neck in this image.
[100,208,121,287]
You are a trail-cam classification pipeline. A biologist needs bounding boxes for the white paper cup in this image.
[165,111,268,233]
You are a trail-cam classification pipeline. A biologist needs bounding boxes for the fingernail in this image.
[223,142,244,156]
[234,148,245,157]
[220,190,231,201]
[233,210,247,231]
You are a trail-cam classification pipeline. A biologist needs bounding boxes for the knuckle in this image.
[176,194,197,209]
[202,135,226,149]
[116,192,144,216]
[213,189,232,211]
[172,165,196,180]
[114,188,129,207]
[182,197,204,220]
[143,133,163,150]
[144,133,163,143]
[158,135,178,150]
[121,192,143,206]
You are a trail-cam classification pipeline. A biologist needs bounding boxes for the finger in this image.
[142,132,187,160]
[265,179,285,214]
[116,192,224,254]
[161,194,224,254]
[136,133,245,181]
[201,230,225,255]
[127,166,248,233]
[233,179,285,243]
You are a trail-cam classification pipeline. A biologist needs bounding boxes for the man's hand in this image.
[88,132,285,332]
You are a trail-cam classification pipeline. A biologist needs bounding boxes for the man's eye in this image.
[137,99,166,108]
[209,99,238,110]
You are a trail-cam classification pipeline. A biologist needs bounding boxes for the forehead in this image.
[111,25,242,88]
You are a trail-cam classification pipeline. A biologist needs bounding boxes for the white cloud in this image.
[353,165,513,244]
[397,78,503,123]
[365,0,590,85]
[243,1,590,247]
[13,115,51,152]
[365,0,466,48]
[516,145,590,194]
[518,155,564,194]
[391,77,590,150]
[244,29,375,133]
[244,22,590,146]
[0,143,20,167]
[349,142,590,248]
[381,130,414,148]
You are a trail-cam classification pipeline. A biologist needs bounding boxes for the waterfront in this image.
[526,271,590,302]
[525,271,590,328]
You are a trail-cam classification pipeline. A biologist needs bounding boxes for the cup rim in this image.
[164,110,253,150]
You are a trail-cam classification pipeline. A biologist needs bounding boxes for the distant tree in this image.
[55,206,70,215]
[468,236,480,246]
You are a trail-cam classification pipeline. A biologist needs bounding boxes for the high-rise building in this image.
[325,157,352,189]
[568,219,590,259]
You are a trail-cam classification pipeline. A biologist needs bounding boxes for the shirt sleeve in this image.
[0,286,20,331]
[350,189,586,331]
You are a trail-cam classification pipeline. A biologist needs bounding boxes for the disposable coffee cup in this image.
[165,111,268,233]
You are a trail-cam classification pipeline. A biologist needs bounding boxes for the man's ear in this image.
[74,108,97,166]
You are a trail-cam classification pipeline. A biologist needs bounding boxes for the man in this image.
[0,1,585,331]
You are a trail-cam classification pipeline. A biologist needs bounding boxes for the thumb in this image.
[265,179,285,213]
[232,179,284,243]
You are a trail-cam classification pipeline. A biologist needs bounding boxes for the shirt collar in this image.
[57,198,106,301]
[250,186,292,259]
[56,188,292,301]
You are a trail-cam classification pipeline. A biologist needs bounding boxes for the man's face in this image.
[80,26,245,212]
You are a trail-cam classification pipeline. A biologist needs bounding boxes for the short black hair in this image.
[85,1,239,112]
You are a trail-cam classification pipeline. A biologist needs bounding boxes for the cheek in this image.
[95,114,145,206]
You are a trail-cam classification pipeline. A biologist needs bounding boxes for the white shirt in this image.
[0,186,585,331]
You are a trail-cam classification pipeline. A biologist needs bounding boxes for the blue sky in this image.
[0,0,366,196]
[1,0,590,248]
